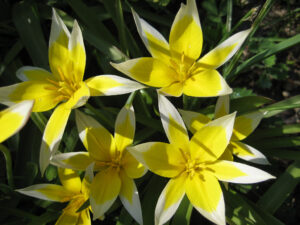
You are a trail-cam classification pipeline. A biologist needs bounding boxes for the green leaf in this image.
[12,2,48,68]
[230,96,272,114]
[257,161,300,214]
[261,95,300,117]
[227,34,300,81]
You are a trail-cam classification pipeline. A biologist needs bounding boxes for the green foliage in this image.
[0,0,299,224]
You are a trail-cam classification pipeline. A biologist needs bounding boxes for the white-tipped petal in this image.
[198,29,251,69]
[215,95,230,119]
[158,94,189,149]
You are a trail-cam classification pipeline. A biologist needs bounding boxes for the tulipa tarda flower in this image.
[128,94,274,225]
[51,105,146,224]
[0,9,144,175]
[16,168,92,225]
[180,95,269,164]
[0,100,34,143]
[111,0,250,97]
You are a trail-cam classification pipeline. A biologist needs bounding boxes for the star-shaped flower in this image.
[128,94,274,225]
[52,105,146,224]
[111,0,250,97]
[180,95,269,164]
[0,9,144,174]
[17,168,92,225]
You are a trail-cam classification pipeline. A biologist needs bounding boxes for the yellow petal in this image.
[128,142,184,178]
[115,105,135,152]
[119,171,143,225]
[158,82,183,97]
[158,94,189,150]
[189,113,236,162]
[49,9,71,81]
[85,75,145,96]
[16,66,53,81]
[51,152,94,171]
[207,160,275,183]
[214,95,230,119]
[232,111,265,141]
[16,184,72,202]
[58,168,82,194]
[179,109,211,134]
[218,148,234,162]
[90,168,121,219]
[183,69,232,97]
[155,174,186,225]
[77,209,91,225]
[68,20,86,82]
[6,81,60,112]
[40,103,71,175]
[185,172,225,225]
[169,0,202,63]
[111,58,177,88]
[75,110,113,162]
[55,210,79,225]
[0,100,33,143]
[122,151,147,179]
[132,9,170,64]
[65,81,90,109]
[229,142,270,165]
[197,29,251,69]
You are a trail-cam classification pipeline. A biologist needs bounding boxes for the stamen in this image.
[46,78,60,87]
[57,67,66,81]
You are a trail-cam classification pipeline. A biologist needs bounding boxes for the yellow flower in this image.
[16,168,92,225]
[51,105,147,224]
[0,100,34,143]
[0,9,144,174]
[128,94,274,225]
[180,95,269,164]
[111,0,250,97]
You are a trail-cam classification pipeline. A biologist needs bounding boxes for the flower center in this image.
[169,52,197,83]
[44,67,80,102]
[95,150,123,172]
[63,194,87,213]
[179,148,211,180]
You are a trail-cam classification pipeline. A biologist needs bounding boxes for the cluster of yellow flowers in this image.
[0,0,275,224]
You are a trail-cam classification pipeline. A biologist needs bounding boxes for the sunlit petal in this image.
[40,103,71,175]
[155,174,186,225]
[189,113,236,162]
[169,0,203,62]
[75,110,113,161]
[49,9,71,81]
[0,100,34,143]
[58,168,81,194]
[229,142,270,165]
[207,160,275,183]
[16,66,53,81]
[158,82,183,97]
[65,81,90,109]
[111,58,177,88]
[51,152,93,170]
[122,151,147,179]
[90,168,121,219]
[119,171,143,225]
[128,142,184,178]
[85,75,145,96]
[179,109,210,134]
[198,29,251,69]
[2,81,60,112]
[215,95,230,119]
[183,69,232,97]
[115,105,135,152]
[185,172,225,225]
[132,9,170,64]
[232,111,265,141]
[68,20,86,82]
[158,94,189,149]
[16,184,72,202]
